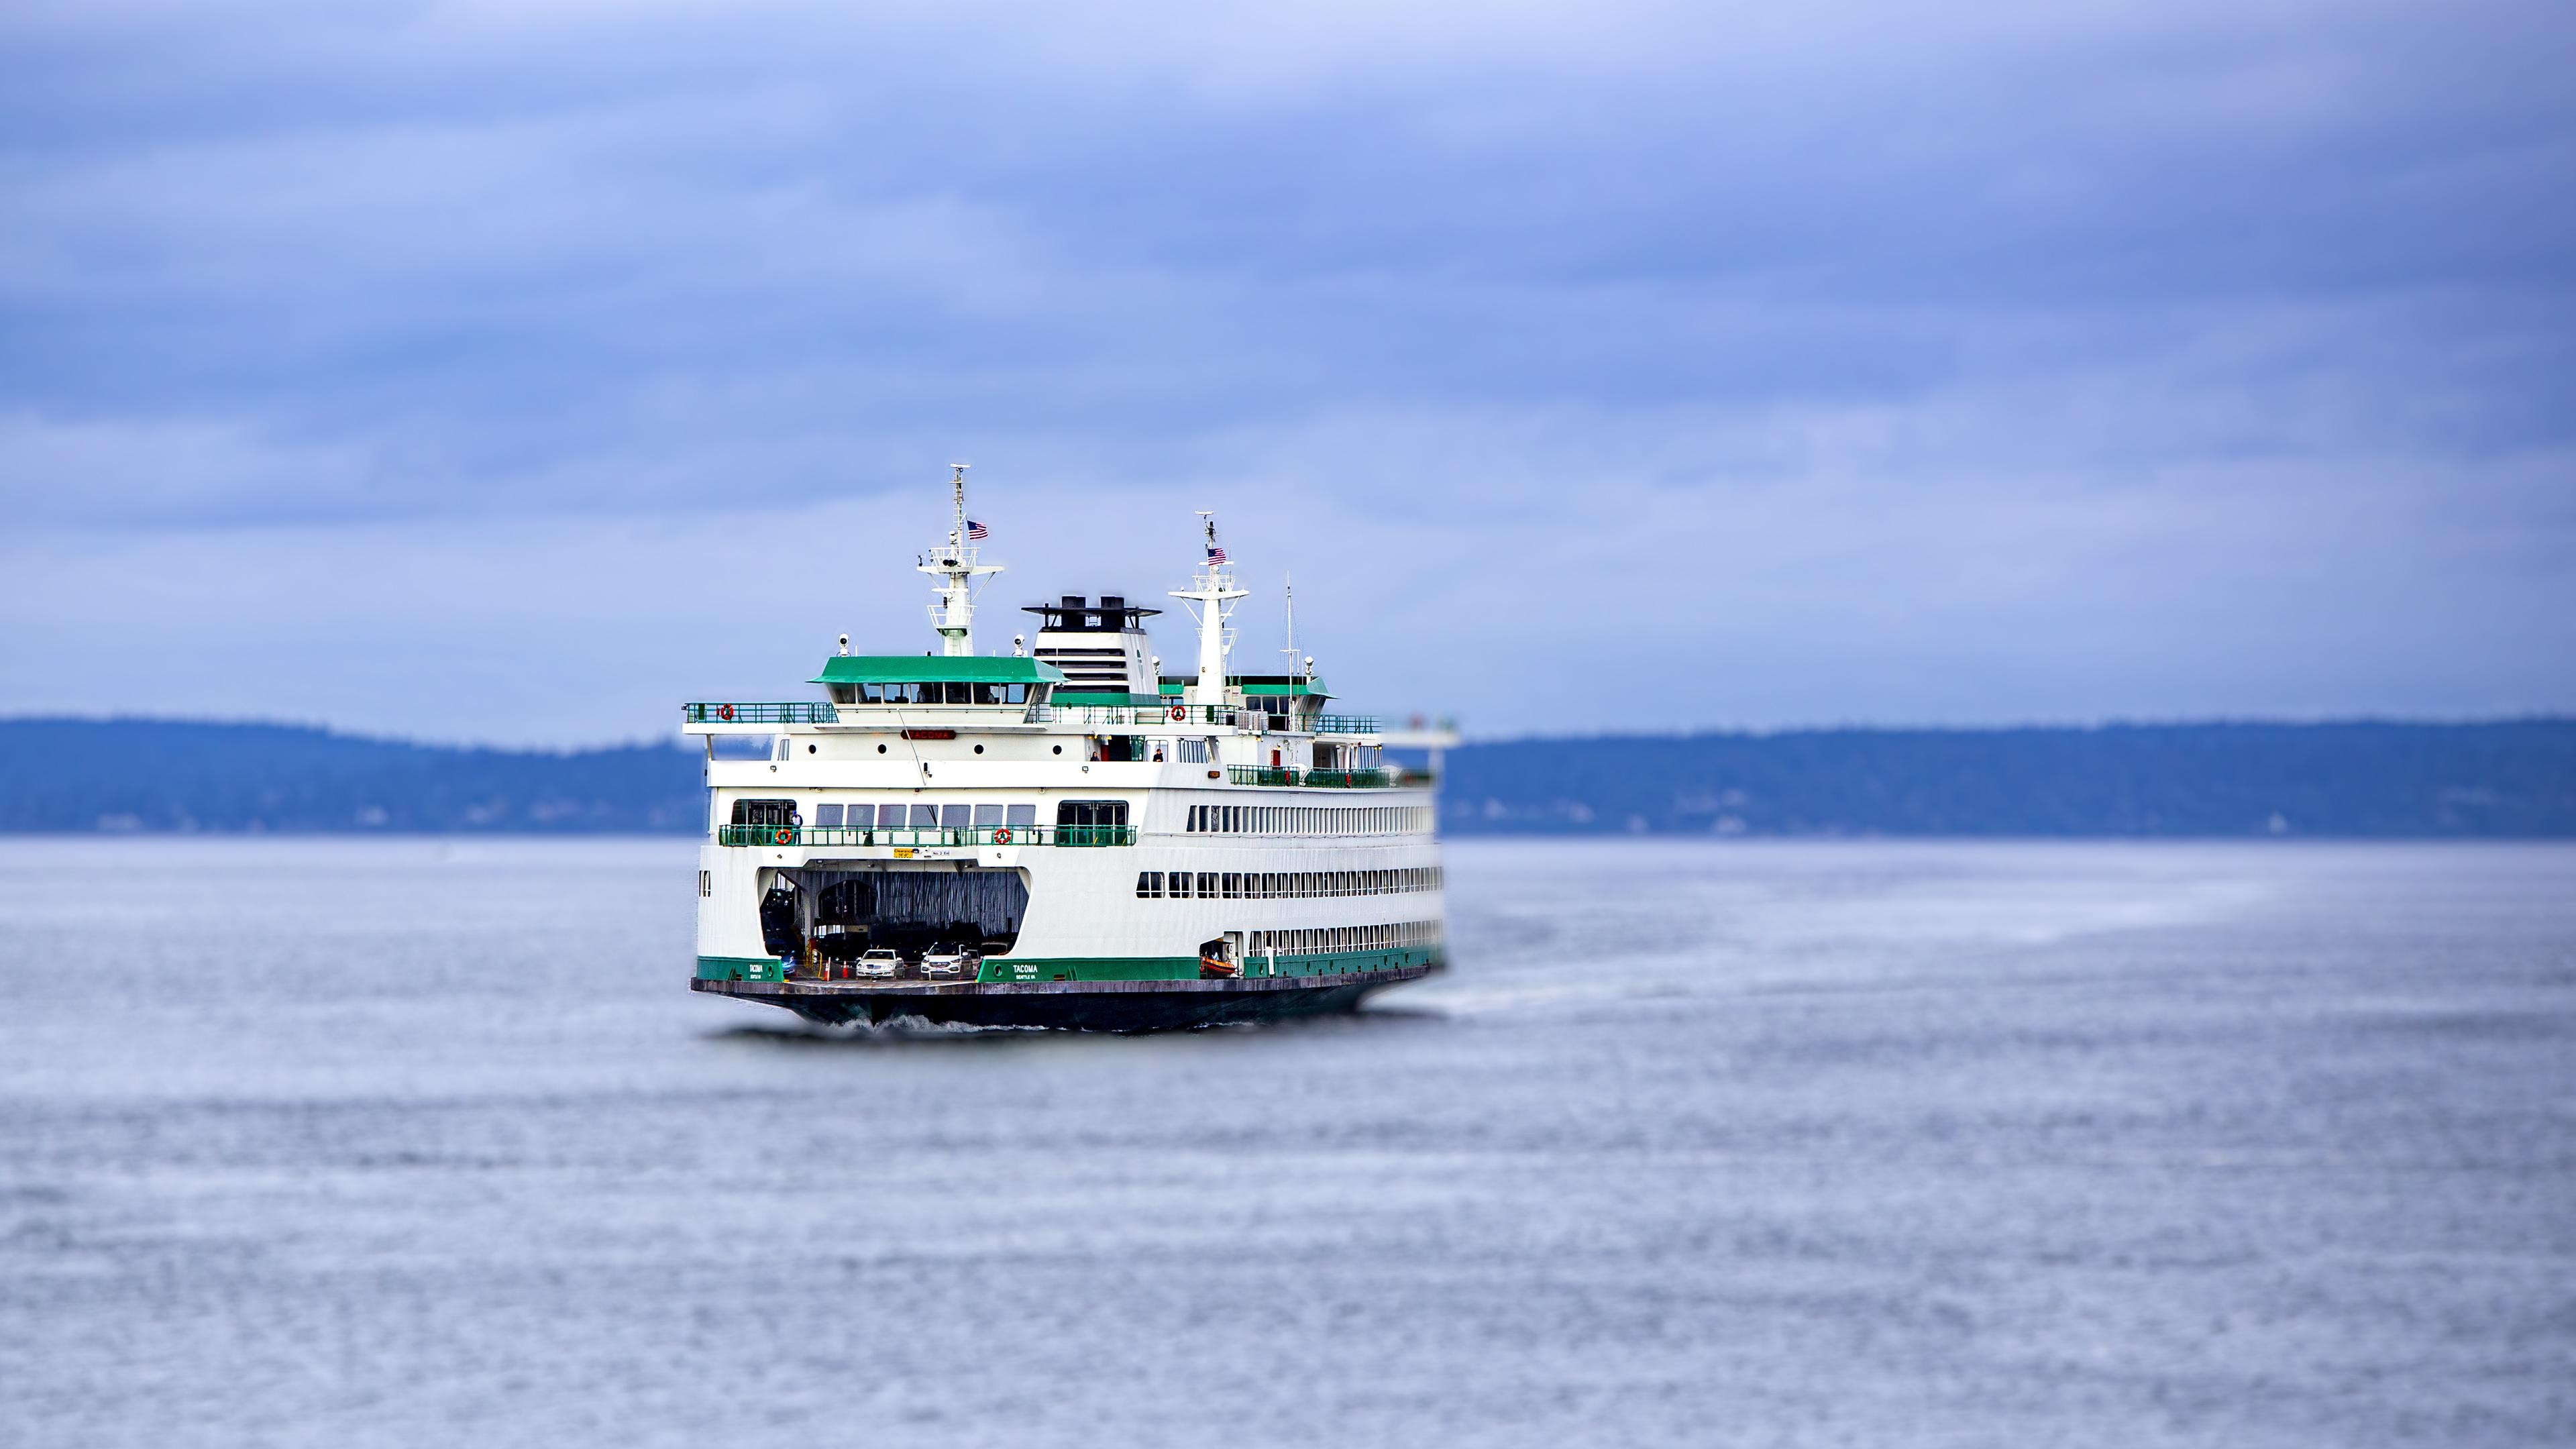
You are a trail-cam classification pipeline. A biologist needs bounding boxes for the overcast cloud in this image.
[3,0,2570,743]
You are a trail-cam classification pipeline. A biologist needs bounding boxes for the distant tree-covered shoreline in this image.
[2,716,2570,838]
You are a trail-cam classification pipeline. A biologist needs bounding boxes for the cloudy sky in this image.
[4,0,2570,744]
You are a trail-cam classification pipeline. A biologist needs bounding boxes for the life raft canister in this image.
[718,703,735,722]
[1169,703,1187,722]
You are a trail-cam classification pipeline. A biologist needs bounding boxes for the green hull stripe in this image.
[703,951,1444,985]
[981,949,1444,983]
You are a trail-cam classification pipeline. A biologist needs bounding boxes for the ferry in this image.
[685,468,1455,1031]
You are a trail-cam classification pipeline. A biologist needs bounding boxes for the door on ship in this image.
[1198,935,1238,979]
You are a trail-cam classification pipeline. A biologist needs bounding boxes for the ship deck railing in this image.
[684,701,841,724]
[1225,766,1408,788]
[680,700,1389,734]
[1095,704,1382,733]
[1221,766,1433,788]
[689,702,1067,726]
[716,823,1136,849]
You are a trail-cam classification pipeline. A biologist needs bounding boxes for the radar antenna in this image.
[1170,511,1249,710]
[917,462,1002,656]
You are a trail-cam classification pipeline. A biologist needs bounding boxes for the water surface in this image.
[3,839,2571,1446]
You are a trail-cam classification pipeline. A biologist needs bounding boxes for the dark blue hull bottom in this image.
[690,964,1440,1032]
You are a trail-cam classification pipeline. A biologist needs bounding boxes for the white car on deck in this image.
[853,949,902,980]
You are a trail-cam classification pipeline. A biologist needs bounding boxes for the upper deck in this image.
[676,482,1457,820]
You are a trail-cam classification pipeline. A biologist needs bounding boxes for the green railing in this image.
[1049,824,1137,847]
[1311,714,1379,734]
[1226,765,1418,789]
[716,823,1134,849]
[684,702,839,724]
[1079,706,1167,727]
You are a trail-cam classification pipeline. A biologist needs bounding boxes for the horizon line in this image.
[5,710,2574,758]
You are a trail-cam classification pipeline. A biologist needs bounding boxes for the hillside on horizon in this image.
[4,716,2572,839]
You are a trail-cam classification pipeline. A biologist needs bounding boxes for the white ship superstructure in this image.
[684,470,1452,1030]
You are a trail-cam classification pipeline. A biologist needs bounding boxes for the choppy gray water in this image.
[3,839,2572,1447]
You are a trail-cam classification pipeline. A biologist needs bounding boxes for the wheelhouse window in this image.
[729,798,796,827]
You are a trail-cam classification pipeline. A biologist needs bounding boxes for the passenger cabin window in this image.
[815,804,844,827]
[849,681,1033,704]
[729,798,797,827]
[1055,800,1129,830]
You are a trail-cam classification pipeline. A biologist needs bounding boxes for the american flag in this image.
[1205,544,1228,564]
[965,519,989,540]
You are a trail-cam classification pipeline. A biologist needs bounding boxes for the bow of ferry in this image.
[686,470,1454,1032]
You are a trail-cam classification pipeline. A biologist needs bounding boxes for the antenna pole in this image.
[920,462,1000,656]
[1281,576,1299,676]
[1171,510,1249,710]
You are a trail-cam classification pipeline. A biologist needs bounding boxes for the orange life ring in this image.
[772,826,792,845]
[993,826,1011,844]
[1169,703,1187,722]
[718,704,735,722]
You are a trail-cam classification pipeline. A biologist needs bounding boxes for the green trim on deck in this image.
[978,948,1444,983]
[698,955,788,982]
[701,952,1445,987]
[1053,691,1167,708]
[812,655,1069,686]
[978,956,1197,983]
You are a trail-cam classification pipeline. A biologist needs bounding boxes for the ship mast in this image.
[918,462,1002,656]
[1281,576,1305,679]
[1169,511,1248,709]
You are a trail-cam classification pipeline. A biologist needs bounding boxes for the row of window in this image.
[812,802,1039,829]
[825,682,1040,706]
[732,800,1132,830]
[1136,866,1444,900]
[1187,804,1432,835]
[733,798,1436,836]
[1243,920,1442,957]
